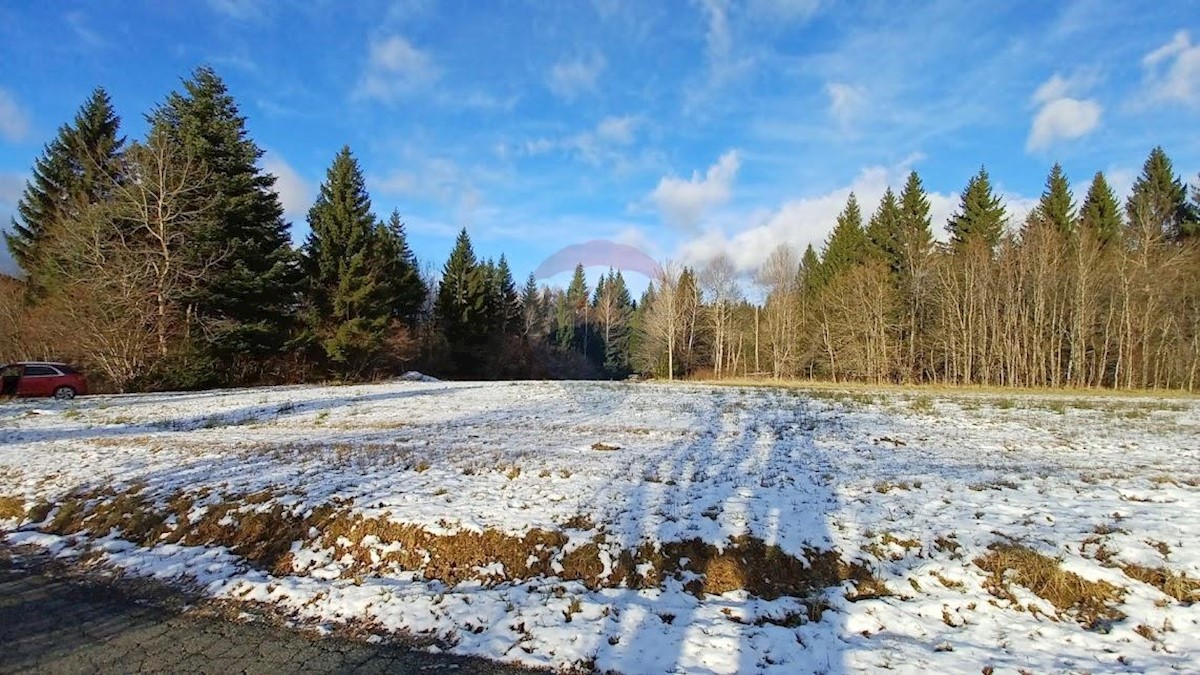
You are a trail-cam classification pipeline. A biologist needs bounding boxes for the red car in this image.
[0,362,88,400]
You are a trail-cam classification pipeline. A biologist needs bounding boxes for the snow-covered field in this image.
[1,380,1198,673]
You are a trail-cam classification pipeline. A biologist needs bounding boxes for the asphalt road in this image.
[0,545,543,675]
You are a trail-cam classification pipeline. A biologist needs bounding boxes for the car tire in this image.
[53,386,76,400]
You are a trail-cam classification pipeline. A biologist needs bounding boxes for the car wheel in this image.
[53,386,76,400]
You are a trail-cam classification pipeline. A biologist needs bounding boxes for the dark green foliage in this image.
[150,66,298,364]
[376,211,427,324]
[6,87,124,292]
[1078,172,1122,246]
[492,255,520,334]
[554,290,574,350]
[897,171,934,263]
[302,146,391,370]
[820,193,868,281]
[435,228,491,373]
[1125,146,1190,241]
[866,188,903,273]
[559,264,589,351]
[799,244,822,296]
[947,166,1006,250]
[599,269,635,375]
[1028,163,1075,237]
[520,272,546,338]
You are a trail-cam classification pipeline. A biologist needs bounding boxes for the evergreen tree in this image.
[6,87,124,291]
[898,171,934,261]
[494,254,520,334]
[1078,171,1122,247]
[554,290,574,350]
[376,210,426,324]
[865,188,902,273]
[564,263,589,353]
[947,166,1006,250]
[520,272,545,339]
[820,192,868,281]
[435,228,490,372]
[1029,163,1075,237]
[150,66,298,363]
[799,244,822,296]
[597,269,634,375]
[1125,146,1190,240]
[302,146,389,368]
[479,257,498,331]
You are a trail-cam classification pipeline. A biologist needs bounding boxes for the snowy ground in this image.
[1,380,1198,673]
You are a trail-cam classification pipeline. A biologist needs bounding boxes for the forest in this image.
[2,67,1199,392]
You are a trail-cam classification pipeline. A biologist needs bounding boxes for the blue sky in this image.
[0,0,1197,285]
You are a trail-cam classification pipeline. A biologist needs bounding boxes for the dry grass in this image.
[1121,564,1200,604]
[697,376,1199,400]
[975,543,1125,628]
[0,495,24,520]
[31,486,890,602]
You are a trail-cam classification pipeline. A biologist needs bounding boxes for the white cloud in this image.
[372,156,493,224]
[66,11,108,47]
[547,54,606,101]
[1032,73,1071,104]
[0,88,30,143]
[1140,30,1200,107]
[650,150,740,229]
[595,115,636,144]
[1026,73,1101,152]
[748,0,820,21]
[825,82,865,130]
[1027,98,1102,152]
[205,0,265,20]
[1105,166,1136,202]
[262,152,311,223]
[522,116,640,166]
[357,35,440,102]
[700,0,733,61]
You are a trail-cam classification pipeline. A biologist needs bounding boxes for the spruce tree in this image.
[303,146,389,368]
[799,244,822,296]
[435,228,490,373]
[947,167,1006,250]
[376,210,426,324]
[898,171,934,261]
[820,192,868,281]
[865,188,902,273]
[479,257,498,331]
[150,66,298,363]
[520,272,545,339]
[1029,163,1075,237]
[565,263,589,353]
[598,269,635,375]
[1125,146,1190,240]
[493,255,520,334]
[6,87,124,291]
[1078,172,1122,247]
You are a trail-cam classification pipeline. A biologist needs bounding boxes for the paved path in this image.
[0,546,541,674]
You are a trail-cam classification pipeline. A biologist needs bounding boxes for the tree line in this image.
[633,156,1200,390]
[2,66,1198,391]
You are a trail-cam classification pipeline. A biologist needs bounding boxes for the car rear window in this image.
[23,365,59,376]
[56,365,78,374]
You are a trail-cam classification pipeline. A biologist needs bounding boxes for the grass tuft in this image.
[1121,564,1200,604]
[975,542,1125,628]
